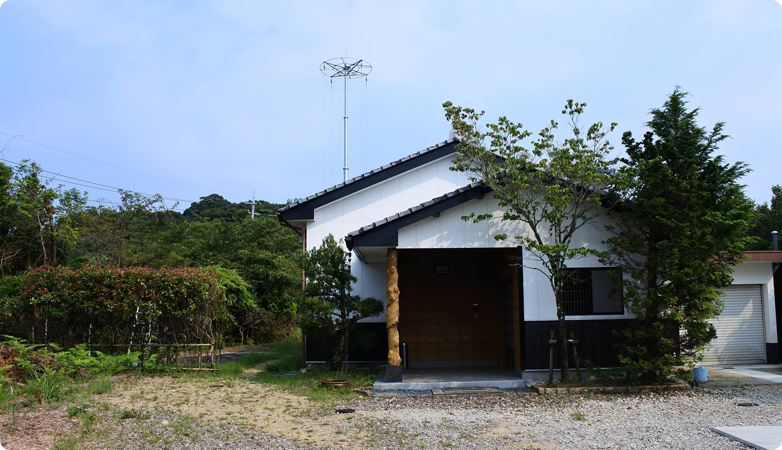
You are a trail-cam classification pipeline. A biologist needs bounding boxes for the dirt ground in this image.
[101,375,369,449]
[3,363,777,449]
[0,407,80,450]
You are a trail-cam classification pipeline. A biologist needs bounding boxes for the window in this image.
[561,268,623,315]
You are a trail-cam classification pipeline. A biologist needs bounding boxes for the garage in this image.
[702,285,766,363]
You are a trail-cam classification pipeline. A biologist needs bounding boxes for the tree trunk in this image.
[386,248,402,366]
[556,290,569,381]
[35,212,48,266]
[49,215,57,266]
[331,326,349,371]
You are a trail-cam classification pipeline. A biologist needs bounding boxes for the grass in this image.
[570,411,587,421]
[119,408,151,420]
[217,341,299,376]
[88,377,115,395]
[224,338,377,403]
[51,436,81,450]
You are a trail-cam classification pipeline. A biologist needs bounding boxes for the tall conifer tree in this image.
[606,89,754,382]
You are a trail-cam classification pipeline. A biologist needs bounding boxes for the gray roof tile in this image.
[277,138,459,213]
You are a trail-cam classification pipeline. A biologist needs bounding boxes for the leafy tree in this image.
[605,89,754,383]
[0,161,62,274]
[182,194,242,221]
[300,235,383,370]
[157,217,300,316]
[66,191,175,268]
[0,162,18,273]
[748,185,781,250]
[443,100,624,381]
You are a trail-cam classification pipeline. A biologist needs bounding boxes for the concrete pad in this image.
[373,368,527,391]
[374,378,527,391]
[432,387,503,396]
[711,426,782,450]
[700,364,782,387]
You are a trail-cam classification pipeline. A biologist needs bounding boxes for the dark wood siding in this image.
[305,322,387,362]
[397,249,515,365]
[523,319,632,369]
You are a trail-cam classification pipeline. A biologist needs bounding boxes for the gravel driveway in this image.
[350,386,782,449]
[88,385,782,449]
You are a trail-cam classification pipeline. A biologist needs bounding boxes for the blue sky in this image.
[0,0,780,211]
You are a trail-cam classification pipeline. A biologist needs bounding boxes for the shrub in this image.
[5,265,237,348]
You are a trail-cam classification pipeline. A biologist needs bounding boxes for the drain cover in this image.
[335,408,355,414]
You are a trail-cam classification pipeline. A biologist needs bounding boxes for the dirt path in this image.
[99,373,369,449]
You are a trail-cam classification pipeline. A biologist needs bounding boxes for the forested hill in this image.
[183,194,285,222]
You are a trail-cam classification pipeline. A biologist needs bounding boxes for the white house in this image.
[277,137,780,381]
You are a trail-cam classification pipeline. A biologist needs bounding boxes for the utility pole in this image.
[320,57,372,183]
[249,191,258,220]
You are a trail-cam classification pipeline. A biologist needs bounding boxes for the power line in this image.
[0,131,241,197]
[0,157,198,204]
[85,198,187,212]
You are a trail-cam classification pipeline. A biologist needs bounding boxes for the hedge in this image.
[1,265,237,349]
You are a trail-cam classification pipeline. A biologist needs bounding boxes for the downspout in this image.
[276,212,307,367]
[773,231,779,274]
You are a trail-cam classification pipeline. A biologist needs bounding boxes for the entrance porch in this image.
[374,367,527,390]
[378,247,525,385]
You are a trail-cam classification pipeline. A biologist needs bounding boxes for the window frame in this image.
[561,267,624,316]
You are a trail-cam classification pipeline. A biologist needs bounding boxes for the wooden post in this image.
[512,265,522,372]
[548,330,556,384]
[386,248,402,366]
[569,332,581,381]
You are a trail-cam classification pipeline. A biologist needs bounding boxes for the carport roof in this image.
[744,251,782,262]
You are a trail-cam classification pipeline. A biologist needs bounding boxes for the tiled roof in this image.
[277,138,459,213]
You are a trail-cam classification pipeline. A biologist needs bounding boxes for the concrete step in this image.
[373,378,527,391]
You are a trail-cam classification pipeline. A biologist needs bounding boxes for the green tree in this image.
[183,194,246,221]
[300,235,383,370]
[748,185,781,250]
[157,217,300,316]
[605,89,754,383]
[443,100,624,381]
[66,191,175,267]
[0,161,62,274]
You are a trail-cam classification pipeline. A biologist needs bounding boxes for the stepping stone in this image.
[711,426,782,450]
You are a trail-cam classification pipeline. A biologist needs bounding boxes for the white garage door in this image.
[702,285,766,363]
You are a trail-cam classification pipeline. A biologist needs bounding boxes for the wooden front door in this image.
[397,249,513,368]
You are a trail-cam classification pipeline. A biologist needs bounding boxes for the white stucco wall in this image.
[396,195,631,321]
[305,155,471,323]
[729,262,777,344]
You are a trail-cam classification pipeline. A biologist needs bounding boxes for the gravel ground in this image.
[90,410,329,450]
[350,385,782,449]
[85,386,782,449]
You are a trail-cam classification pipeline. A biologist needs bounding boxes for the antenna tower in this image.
[320,57,372,183]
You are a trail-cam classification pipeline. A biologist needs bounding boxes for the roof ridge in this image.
[278,138,460,213]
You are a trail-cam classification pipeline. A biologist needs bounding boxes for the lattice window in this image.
[561,268,623,315]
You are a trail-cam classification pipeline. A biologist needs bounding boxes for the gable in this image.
[346,182,492,250]
[277,139,460,221]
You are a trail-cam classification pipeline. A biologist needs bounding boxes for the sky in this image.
[0,0,780,212]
